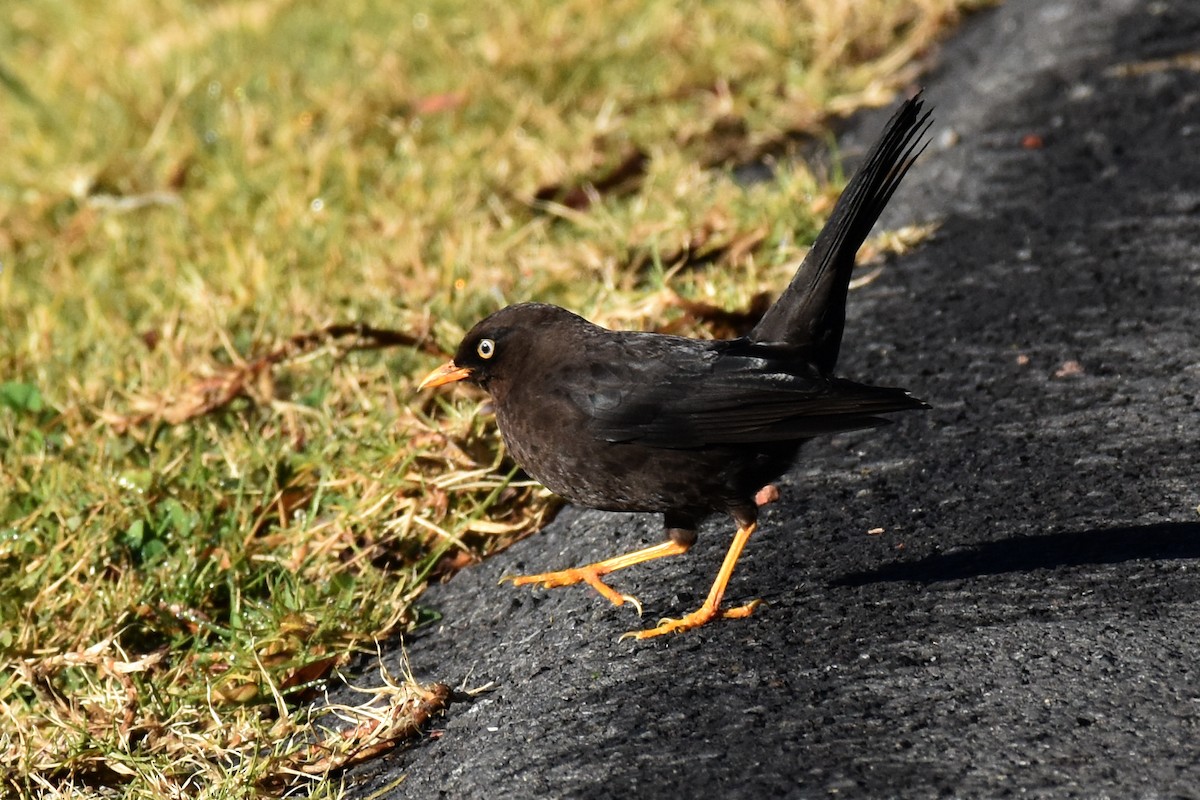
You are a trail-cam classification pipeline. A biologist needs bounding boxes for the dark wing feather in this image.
[570,335,925,449]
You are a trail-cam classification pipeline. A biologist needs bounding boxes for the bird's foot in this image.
[755,484,780,507]
[620,598,762,641]
[504,567,643,614]
[503,540,690,614]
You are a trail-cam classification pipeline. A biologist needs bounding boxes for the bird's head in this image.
[417,302,590,394]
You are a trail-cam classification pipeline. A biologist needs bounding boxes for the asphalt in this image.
[344,0,1200,796]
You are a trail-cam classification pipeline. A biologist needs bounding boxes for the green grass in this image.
[1,0,985,795]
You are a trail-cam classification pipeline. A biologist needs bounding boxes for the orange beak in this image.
[417,361,473,391]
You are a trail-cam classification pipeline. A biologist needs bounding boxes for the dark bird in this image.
[419,94,931,639]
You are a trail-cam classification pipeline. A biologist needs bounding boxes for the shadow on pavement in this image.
[837,522,1200,585]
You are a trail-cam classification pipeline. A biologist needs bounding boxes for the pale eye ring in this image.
[477,338,496,359]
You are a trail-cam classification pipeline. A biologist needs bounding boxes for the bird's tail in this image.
[747,93,931,373]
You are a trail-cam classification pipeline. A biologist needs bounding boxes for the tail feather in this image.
[748,93,931,373]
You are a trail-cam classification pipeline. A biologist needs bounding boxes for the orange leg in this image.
[755,484,780,507]
[503,539,690,614]
[622,522,760,640]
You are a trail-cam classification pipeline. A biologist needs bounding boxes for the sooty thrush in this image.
[420,94,932,639]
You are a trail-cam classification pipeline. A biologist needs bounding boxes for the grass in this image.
[1,0,986,796]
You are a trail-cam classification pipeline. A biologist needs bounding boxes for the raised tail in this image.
[748,93,931,373]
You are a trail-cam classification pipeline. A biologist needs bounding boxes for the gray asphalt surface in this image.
[345,0,1200,796]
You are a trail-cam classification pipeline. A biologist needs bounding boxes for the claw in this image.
[621,593,644,617]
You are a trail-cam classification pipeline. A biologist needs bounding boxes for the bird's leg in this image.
[622,521,760,640]
[504,530,693,614]
[755,484,780,507]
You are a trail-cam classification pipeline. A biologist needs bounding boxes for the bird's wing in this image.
[570,337,925,448]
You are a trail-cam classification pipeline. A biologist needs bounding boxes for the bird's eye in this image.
[477,338,496,359]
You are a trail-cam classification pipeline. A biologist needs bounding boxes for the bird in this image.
[419,94,931,639]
